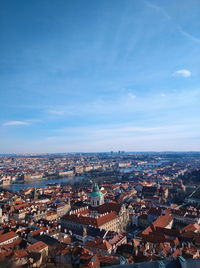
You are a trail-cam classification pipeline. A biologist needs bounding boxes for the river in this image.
[2,175,86,191]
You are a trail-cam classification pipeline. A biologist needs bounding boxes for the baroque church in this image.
[61,183,129,233]
[89,183,129,232]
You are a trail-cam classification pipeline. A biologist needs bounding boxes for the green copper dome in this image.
[90,183,103,198]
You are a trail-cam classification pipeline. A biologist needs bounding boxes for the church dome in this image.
[90,183,103,198]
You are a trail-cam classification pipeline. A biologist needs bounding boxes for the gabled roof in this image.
[92,202,122,214]
[182,224,200,233]
[85,238,112,251]
[0,231,18,244]
[14,249,28,258]
[28,241,48,252]
[62,211,118,227]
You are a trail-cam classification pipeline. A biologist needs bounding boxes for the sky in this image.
[0,0,200,153]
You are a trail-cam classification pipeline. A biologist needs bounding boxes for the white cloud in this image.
[173,69,191,78]
[3,121,30,126]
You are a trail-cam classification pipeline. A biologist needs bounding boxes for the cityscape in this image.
[1,0,200,267]
[0,152,200,267]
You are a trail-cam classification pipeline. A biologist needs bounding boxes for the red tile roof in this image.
[94,202,121,214]
[182,224,200,233]
[30,227,48,236]
[62,211,118,227]
[86,238,112,251]
[151,212,173,228]
[0,231,18,245]
[28,241,48,252]
[14,249,28,258]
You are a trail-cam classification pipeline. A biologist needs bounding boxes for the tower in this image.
[89,183,104,207]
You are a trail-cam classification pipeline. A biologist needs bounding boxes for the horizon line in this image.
[1,150,200,156]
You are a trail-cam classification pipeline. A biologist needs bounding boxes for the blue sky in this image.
[0,0,200,153]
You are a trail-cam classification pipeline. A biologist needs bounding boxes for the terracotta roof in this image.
[182,224,200,233]
[152,212,173,228]
[0,231,18,244]
[1,238,22,250]
[14,203,30,210]
[93,202,121,214]
[86,238,112,251]
[97,254,119,265]
[30,227,48,236]
[14,249,28,258]
[28,241,48,252]
[141,212,174,243]
[62,211,118,227]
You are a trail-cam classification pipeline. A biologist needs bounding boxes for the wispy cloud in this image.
[40,88,199,121]
[39,122,200,152]
[54,122,199,139]
[3,121,30,126]
[145,1,200,44]
[47,109,65,116]
[173,69,191,78]
[145,1,171,20]
[177,26,200,44]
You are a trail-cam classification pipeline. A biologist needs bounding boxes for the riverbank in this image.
[23,173,83,183]
[2,175,86,191]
